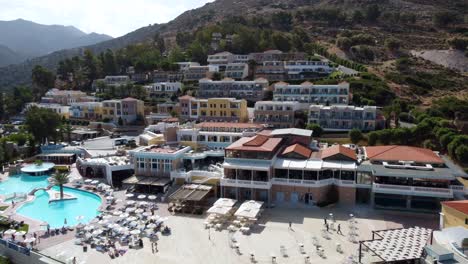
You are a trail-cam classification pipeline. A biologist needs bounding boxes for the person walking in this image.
[337,224,343,235]
[326,223,329,232]
[324,218,327,226]
[288,221,292,230]
[155,241,158,252]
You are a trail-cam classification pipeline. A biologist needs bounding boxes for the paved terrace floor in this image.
[39,204,438,264]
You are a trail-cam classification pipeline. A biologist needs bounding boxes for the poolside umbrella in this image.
[138,201,148,207]
[14,231,26,236]
[137,195,146,199]
[84,179,93,184]
[98,220,109,225]
[103,215,113,220]
[127,216,138,222]
[90,217,99,223]
[142,212,152,217]
[126,207,137,212]
[84,225,94,231]
[91,180,99,185]
[106,196,114,200]
[148,195,157,200]
[125,193,134,198]
[85,233,93,239]
[92,229,103,236]
[126,201,136,206]
[113,210,123,216]
[150,215,160,221]
[4,229,16,235]
[135,208,144,214]
[147,223,156,229]
[118,227,129,235]
[130,230,141,236]
[115,199,123,203]
[129,221,138,227]
[24,237,36,243]
[119,213,129,218]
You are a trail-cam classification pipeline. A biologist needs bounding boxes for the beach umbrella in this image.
[129,221,138,227]
[84,225,94,231]
[119,213,129,218]
[137,194,146,199]
[92,229,103,236]
[118,227,129,235]
[113,210,123,216]
[130,230,141,236]
[125,193,134,198]
[85,233,93,239]
[91,180,99,185]
[147,223,156,229]
[106,196,114,200]
[127,216,138,221]
[135,208,144,214]
[24,237,36,243]
[14,231,26,236]
[90,218,99,223]
[126,207,136,213]
[126,201,136,206]
[4,229,16,235]
[98,220,109,225]
[115,199,123,203]
[103,215,113,220]
[148,195,157,200]
[142,212,152,217]
[149,215,160,221]
[84,179,93,183]
[138,201,148,207]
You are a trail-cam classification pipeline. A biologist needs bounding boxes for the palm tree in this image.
[52,172,69,200]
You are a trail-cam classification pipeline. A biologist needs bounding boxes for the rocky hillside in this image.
[0,0,465,89]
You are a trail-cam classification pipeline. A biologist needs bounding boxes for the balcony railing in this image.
[373,183,453,198]
[220,178,272,189]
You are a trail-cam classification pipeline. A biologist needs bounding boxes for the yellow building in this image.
[441,200,468,228]
[69,102,103,120]
[179,96,249,123]
[101,98,144,125]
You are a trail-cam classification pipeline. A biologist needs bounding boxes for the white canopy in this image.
[234,200,263,219]
[214,198,237,208]
[207,205,232,216]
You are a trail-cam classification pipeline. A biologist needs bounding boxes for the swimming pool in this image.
[0,174,50,195]
[17,186,102,228]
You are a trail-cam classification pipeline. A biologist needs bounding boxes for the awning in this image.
[169,184,212,202]
[234,200,263,219]
[223,160,270,171]
[122,176,171,186]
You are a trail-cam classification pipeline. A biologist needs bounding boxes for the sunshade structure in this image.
[122,176,171,193]
[169,184,213,202]
[207,198,237,216]
[234,200,264,219]
[359,227,432,263]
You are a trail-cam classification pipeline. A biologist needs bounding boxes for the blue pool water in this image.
[17,186,102,228]
[0,174,49,195]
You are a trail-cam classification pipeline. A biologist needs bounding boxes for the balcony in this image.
[220,178,271,189]
[372,183,453,198]
[271,178,335,187]
[171,170,223,181]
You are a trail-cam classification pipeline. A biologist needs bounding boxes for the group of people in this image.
[324,218,343,235]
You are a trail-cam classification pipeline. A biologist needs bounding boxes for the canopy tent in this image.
[213,198,237,208]
[207,205,232,216]
[169,184,213,202]
[234,200,263,219]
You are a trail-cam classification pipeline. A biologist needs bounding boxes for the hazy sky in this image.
[0,0,213,37]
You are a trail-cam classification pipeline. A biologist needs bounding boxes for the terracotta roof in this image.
[178,95,194,100]
[274,81,289,86]
[195,122,263,129]
[442,200,468,215]
[282,143,312,158]
[365,145,443,164]
[122,97,138,101]
[226,135,282,152]
[301,81,313,86]
[321,145,356,160]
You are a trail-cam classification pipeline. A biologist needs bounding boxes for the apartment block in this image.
[144,82,181,99]
[153,71,184,82]
[102,97,144,125]
[284,60,334,79]
[41,88,92,105]
[179,96,248,123]
[273,81,350,105]
[254,101,307,128]
[25,103,70,119]
[183,66,217,81]
[248,50,307,64]
[198,78,268,102]
[308,105,377,131]
[69,102,103,121]
[224,63,249,80]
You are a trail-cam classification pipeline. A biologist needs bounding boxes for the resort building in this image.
[103,75,130,86]
[224,63,249,80]
[101,97,145,125]
[178,96,249,123]
[284,60,334,79]
[248,50,307,64]
[308,105,378,131]
[144,82,181,99]
[198,78,269,102]
[153,71,184,82]
[273,81,350,105]
[69,102,103,121]
[362,145,467,211]
[25,103,70,119]
[254,61,286,81]
[183,65,217,81]
[254,101,307,128]
[41,88,91,105]
[440,200,468,228]
[76,156,133,187]
[177,122,263,150]
[176,62,200,72]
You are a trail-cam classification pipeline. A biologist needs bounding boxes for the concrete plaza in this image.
[39,204,438,264]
